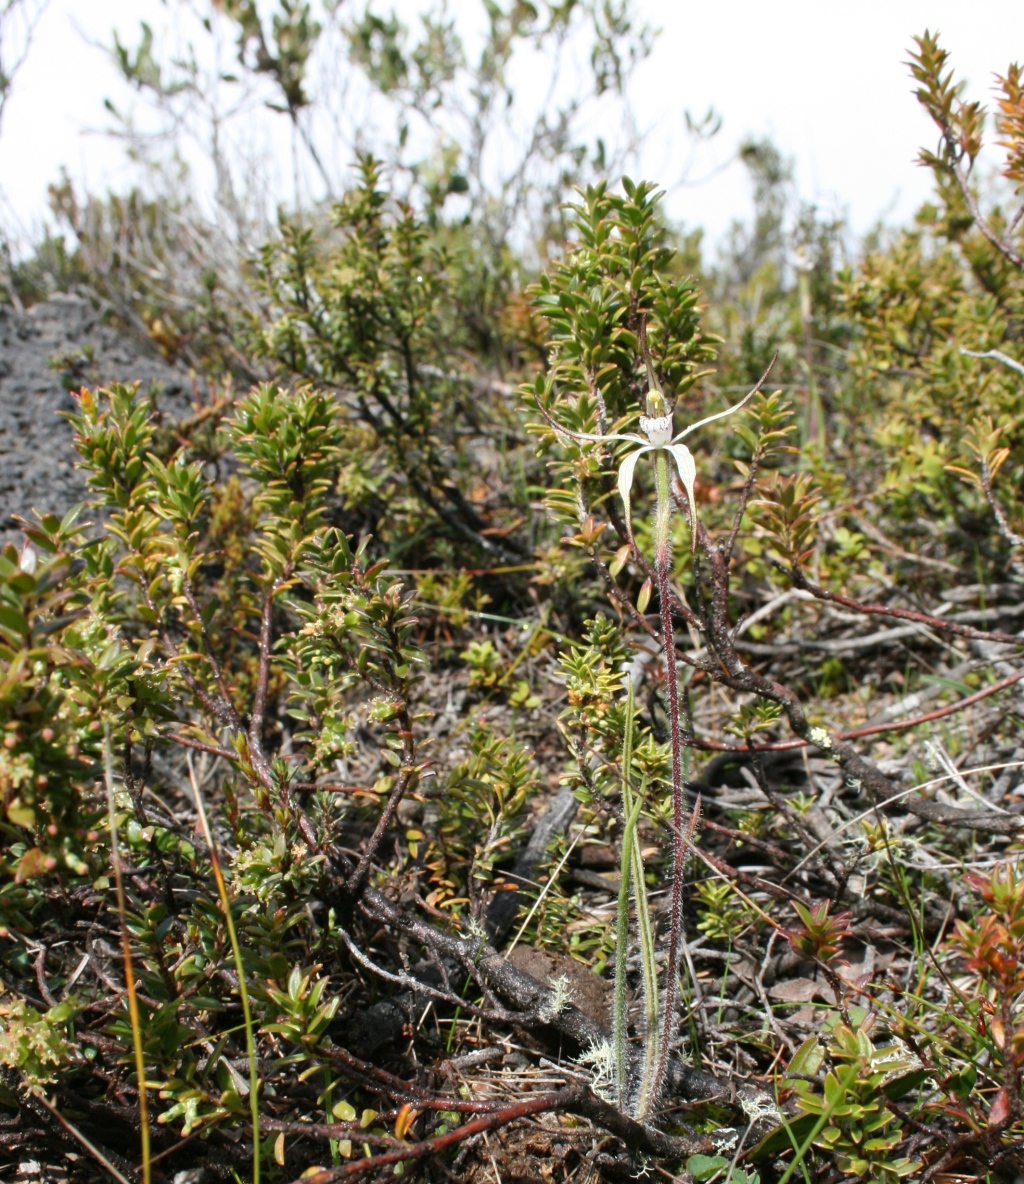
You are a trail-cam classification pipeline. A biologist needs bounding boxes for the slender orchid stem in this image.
[650,449,689,1107]
[613,678,636,1112]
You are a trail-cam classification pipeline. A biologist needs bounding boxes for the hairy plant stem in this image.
[613,796,636,1112]
[614,678,659,1119]
[651,449,689,1107]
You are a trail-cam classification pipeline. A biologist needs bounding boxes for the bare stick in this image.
[690,666,1024,752]
[788,566,1024,647]
[247,587,276,792]
[981,459,1024,549]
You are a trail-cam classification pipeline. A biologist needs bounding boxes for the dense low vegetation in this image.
[6,12,1024,1184]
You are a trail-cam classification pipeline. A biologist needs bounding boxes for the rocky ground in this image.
[0,295,192,538]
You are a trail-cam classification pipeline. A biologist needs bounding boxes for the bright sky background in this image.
[2,0,1024,254]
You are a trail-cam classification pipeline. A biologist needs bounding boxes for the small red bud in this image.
[3,735,17,749]
[46,823,58,836]
[41,728,55,742]
[89,720,101,732]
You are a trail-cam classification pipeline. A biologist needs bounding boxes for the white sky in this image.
[2,0,1023,252]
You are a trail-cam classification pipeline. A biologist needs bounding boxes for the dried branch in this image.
[246,586,276,791]
[787,567,1024,647]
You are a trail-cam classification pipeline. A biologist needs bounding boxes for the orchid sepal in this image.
[616,445,651,541]
[665,443,698,552]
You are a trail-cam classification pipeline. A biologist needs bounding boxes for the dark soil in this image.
[0,295,192,538]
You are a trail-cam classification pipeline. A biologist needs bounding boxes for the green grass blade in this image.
[614,675,661,1121]
[613,674,637,1110]
[630,805,660,1122]
[613,796,637,1110]
[104,731,151,1184]
[187,755,261,1184]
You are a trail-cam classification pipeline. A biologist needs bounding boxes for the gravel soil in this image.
[0,294,192,537]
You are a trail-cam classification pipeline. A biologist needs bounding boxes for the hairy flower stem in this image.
[651,450,689,1106]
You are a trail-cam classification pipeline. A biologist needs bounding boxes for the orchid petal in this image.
[665,443,699,552]
[617,446,651,540]
[672,353,777,442]
[561,429,646,446]
[672,390,756,442]
[533,401,645,448]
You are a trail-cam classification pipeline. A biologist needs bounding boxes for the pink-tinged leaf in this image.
[609,543,631,577]
[989,1086,1012,1127]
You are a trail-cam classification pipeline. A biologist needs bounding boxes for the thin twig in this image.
[288,1090,578,1183]
[981,459,1024,548]
[169,733,238,761]
[28,1087,135,1184]
[689,666,1024,752]
[789,566,1024,647]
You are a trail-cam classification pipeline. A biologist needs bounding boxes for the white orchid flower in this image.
[539,359,770,551]
[614,393,754,550]
[536,314,777,553]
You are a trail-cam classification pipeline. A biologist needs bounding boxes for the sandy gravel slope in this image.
[0,294,191,537]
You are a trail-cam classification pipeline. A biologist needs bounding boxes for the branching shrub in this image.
[8,26,1024,1184]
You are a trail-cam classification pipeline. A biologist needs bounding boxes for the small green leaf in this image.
[687,1155,730,1181]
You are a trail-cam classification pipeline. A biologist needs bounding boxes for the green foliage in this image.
[534,177,717,421]
[694,879,760,945]
[830,30,1024,570]
[11,24,1024,1183]
[220,0,322,116]
[792,1024,920,1184]
[0,513,147,881]
[253,156,525,559]
[688,1153,759,1184]
[427,720,538,905]
[0,997,78,1085]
